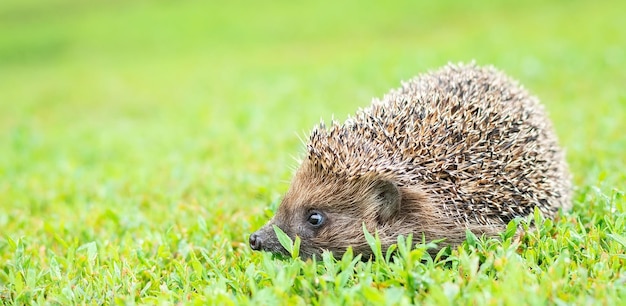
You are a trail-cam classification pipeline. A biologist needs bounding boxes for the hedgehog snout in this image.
[249,232,263,251]
[249,226,271,251]
[249,224,287,255]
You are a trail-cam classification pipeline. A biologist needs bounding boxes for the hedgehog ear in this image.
[374,180,401,224]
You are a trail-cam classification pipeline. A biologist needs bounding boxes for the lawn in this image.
[0,0,625,304]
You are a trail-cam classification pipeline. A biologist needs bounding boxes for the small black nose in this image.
[249,232,263,251]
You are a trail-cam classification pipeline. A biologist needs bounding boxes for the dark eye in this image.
[307,211,324,227]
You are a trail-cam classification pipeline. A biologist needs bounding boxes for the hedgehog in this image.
[249,63,571,259]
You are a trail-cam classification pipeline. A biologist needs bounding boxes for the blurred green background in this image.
[1,0,625,254]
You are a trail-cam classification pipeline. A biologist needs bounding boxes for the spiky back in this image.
[307,63,571,225]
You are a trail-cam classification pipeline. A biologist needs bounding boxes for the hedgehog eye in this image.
[307,211,324,227]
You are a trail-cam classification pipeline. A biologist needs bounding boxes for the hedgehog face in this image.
[249,162,405,259]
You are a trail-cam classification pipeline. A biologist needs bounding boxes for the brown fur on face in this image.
[251,160,502,259]
[249,63,571,259]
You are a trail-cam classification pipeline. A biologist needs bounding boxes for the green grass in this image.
[1,0,625,304]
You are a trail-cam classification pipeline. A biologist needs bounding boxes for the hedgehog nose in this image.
[249,232,263,251]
